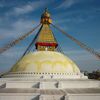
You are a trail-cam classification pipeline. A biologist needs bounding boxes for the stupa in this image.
[0,9,100,100]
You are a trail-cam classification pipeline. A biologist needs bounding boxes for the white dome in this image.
[10,51,80,74]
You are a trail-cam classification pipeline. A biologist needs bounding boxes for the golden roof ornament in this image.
[41,8,52,24]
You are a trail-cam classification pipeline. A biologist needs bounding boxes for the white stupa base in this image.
[2,72,88,79]
[0,77,100,100]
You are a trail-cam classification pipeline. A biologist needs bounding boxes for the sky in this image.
[0,0,100,73]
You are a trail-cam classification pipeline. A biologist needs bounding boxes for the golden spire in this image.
[35,9,58,51]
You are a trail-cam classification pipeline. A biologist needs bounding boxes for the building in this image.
[0,9,100,100]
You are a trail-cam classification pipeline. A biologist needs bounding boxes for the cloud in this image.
[56,0,79,9]
[0,18,39,48]
[53,7,100,25]
[64,49,100,64]
[0,46,26,72]
[0,18,38,37]
[13,5,33,15]
[6,0,49,16]
[64,49,100,72]
[0,3,4,8]
[12,19,36,33]
[54,17,85,25]
[0,46,25,58]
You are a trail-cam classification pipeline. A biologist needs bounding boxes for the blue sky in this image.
[0,0,100,72]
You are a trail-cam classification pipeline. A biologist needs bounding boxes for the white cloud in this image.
[0,47,25,72]
[0,3,3,8]
[12,19,35,33]
[54,17,85,25]
[0,46,25,58]
[6,0,49,16]
[0,18,39,41]
[14,5,33,15]
[56,0,79,9]
[63,49,100,72]
[64,49,100,60]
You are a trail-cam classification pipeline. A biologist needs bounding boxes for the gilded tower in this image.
[35,8,58,51]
